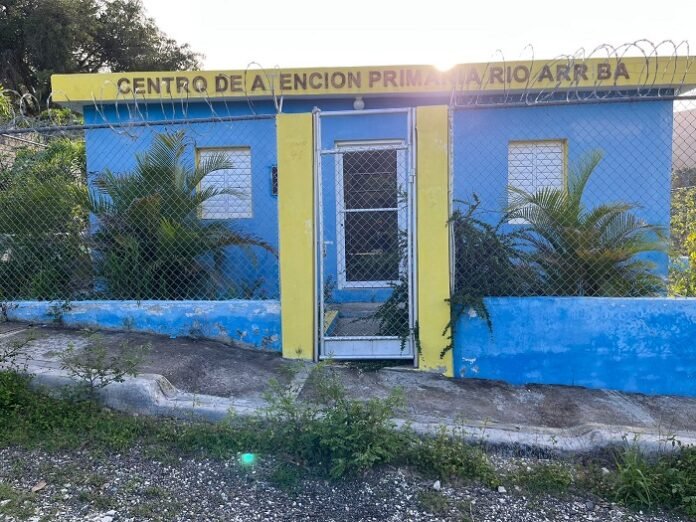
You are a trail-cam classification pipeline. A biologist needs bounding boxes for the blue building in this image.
[39,56,696,396]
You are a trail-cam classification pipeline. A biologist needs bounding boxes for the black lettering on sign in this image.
[230,75,243,92]
[293,73,307,90]
[161,77,174,94]
[597,63,611,80]
[332,72,346,89]
[251,74,266,91]
[308,72,322,89]
[556,65,570,82]
[215,75,228,92]
[538,65,554,82]
[615,62,630,80]
[192,76,207,93]
[574,64,588,81]
[512,65,529,83]
[489,66,504,84]
[466,68,482,85]
[132,78,145,94]
[117,78,131,94]
[176,77,189,93]
[147,78,161,94]
[347,72,361,88]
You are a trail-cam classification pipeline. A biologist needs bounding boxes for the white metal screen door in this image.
[315,110,416,360]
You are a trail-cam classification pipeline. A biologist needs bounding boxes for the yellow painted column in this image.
[277,113,314,360]
[416,106,453,376]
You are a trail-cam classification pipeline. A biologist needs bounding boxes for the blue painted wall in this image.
[451,101,673,274]
[453,297,696,396]
[85,108,279,299]
[8,300,281,350]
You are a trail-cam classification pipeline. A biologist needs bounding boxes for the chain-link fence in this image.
[0,114,279,302]
[449,94,696,307]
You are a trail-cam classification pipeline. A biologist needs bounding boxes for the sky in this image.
[141,0,696,71]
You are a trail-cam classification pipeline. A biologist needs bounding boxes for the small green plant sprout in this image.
[510,462,574,495]
[0,301,18,322]
[47,300,72,325]
[59,334,150,399]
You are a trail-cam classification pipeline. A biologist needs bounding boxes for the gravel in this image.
[0,446,688,522]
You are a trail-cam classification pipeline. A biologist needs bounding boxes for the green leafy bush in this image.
[59,335,150,399]
[261,364,407,479]
[0,139,89,300]
[90,131,273,299]
[443,195,537,354]
[510,462,573,495]
[669,232,696,297]
[407,426,497,486]
[612,446,696,515]
[507,151,666,297]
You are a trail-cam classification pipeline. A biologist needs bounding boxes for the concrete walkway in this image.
[2,321,695,454]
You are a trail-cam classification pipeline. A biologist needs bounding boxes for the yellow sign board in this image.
[51,57,696,103]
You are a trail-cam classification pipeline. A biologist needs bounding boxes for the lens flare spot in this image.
[239,453,257,466]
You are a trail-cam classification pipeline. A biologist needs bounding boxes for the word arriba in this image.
[115,62,632,96]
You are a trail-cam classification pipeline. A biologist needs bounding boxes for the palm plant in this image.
[506,151,666,297]
[90,131,273,300]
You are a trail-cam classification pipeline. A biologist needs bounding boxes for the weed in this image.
[261,363,407,478]
[407,426,496,486]
[510,462,573,495]
[417,490,450,514]
[77,490,115,510]
[610,444,696,516]
[268,462,304,492]
[0,301,17,322]
[0,482,38,519]
[58,334,150,399]
[47,300,72,325]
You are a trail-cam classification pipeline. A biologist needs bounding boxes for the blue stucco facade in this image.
[66,94,690,396]
[8,300,281,350]
[454,297,696,396]
[451,100,673,274]
[84,96,674,300]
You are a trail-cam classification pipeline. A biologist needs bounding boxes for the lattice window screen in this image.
[199,147,252,219]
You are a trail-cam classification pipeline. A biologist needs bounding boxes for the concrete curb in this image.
[20,363,696,455]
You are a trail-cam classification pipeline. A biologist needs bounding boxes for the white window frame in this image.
[197,146,253,219]
[335,140,407,289]
[507,140,567,225]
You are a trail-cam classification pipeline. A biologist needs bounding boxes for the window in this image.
[198,147,252,219]
[508,140,565,223]
[335,142,406,288]
[270,166,278,196]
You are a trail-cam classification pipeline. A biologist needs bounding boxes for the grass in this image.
[0,483,39,520]
[509,462,574,495]
[1,368,696,518]
[612,445,696,515]
[417,490,450,514]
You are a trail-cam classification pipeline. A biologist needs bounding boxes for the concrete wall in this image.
[453,297,696,396]
[7,300,281,350]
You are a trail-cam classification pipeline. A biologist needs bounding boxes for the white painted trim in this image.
[320,337,414,359]
[334,140,407,290]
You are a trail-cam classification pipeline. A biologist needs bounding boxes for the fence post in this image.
[277,113,315,360]
[416,106,453,376]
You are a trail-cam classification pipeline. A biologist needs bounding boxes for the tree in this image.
[90,131,273,300]
[506,151,666,297]
[0,139,90,300]
[0,0,201,108]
